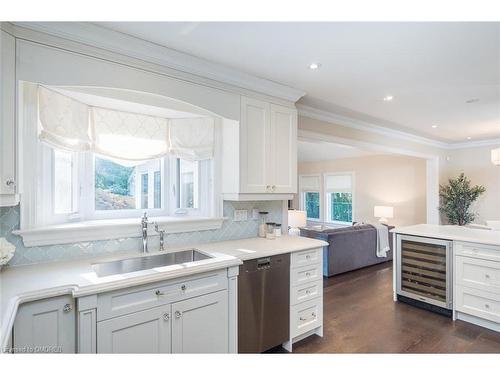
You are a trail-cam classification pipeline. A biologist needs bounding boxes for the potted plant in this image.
[439,173,486,226]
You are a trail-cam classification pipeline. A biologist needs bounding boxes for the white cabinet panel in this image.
[97,305,172,353]
[240,97,270,193]
[455,285,500,324]
[172,290,228,353]
[290,298,323,338]
[456,256,500,294]
[13,295,76,353]
[0,29,17,199]
[269,104,297,193]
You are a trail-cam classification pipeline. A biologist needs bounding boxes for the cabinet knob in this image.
[63,303,72,313]
[485,304,490,309]
[305,272,311,277]
[181,284,187,291]
[155,290,164,296]
[5,179,15,187]
[163,313,170,321]
[306,255,311,260]
[175,311,182,319]
[272,185,276,191]
[485,274,491,279]
[299,316,307,321]
[312,312,317,318]
[266,185,271,191]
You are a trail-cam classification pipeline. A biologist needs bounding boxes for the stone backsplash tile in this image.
[0,201,283,267]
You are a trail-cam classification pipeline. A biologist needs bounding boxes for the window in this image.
[43,148,213,224]
[299,175,321,221]
[325,173,354,224]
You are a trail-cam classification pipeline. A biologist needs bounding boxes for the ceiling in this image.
[96,22,500,143]
[298,140,382,162]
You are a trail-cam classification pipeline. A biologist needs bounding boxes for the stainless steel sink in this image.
[92,249,213,277]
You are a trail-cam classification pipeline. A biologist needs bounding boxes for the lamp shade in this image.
[374,206,394,219]
[288,210,307,228]
[492,148,500,166]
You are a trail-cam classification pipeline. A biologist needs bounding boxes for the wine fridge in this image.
[396,235,452,310]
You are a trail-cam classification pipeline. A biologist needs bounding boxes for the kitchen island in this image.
[0,235,327,353]
[392,224,500,333]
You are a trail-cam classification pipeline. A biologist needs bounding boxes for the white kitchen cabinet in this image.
[171,290,228,353]
[97,305,172,353]
[283,248,323,352]
[13,295,76,353]
[222,96,297,199]
[0,28,17,205]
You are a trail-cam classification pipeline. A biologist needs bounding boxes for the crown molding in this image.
[11,22,306,103]
[298,104,500,151]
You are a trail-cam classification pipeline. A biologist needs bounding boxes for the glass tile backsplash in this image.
[0,201,283,267]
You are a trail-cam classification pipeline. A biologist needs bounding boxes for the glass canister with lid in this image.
[258,211,268,238]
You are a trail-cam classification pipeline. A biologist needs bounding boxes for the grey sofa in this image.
[300,224,393,277]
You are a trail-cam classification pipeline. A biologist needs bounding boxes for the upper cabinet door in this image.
[97,305,172,353]
[0,30,16,197]
[240,97,271,193]
[171,290,229,353]
[269,104,298,193]
[13,295,76,353]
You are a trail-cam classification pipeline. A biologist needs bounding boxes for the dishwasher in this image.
[238,253,290,353]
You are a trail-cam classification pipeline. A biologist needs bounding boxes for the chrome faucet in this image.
[154,223,166,251]
[141,212,149,253]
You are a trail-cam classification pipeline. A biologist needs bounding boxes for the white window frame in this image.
[17,82,224,247]
[298,174,322,222]
[324,172,355,225]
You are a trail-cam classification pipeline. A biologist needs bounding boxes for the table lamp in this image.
[288,210,307,236]
[374,206,394,224]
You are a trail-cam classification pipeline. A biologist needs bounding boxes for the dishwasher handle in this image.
[257,257,271,270]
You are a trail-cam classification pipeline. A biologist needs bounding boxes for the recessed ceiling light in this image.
[308,62,321,70]
[431,125,438,129]
[383,95,394,102]
[467,137,472,140]
[465,98,480,104]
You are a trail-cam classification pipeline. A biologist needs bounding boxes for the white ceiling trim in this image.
[12,22,306,103]
[298,104,500,151]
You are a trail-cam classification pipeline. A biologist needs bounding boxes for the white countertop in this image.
[0,235,327,349]
[391,224,500,247]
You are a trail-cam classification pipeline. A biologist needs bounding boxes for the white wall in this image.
[440,145,500,223]
[296,154,427,227]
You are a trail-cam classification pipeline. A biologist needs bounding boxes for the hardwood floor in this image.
[272,262,500,353]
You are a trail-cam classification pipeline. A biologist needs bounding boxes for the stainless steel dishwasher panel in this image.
[238,253,290,353]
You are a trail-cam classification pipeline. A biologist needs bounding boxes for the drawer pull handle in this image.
[305,272,311,277]
[181,284,187,291]
[485,274,491,279]
[163,313,170,321]
[312,312,317,318]
[63,303,72,313]
[306,255,311,260]
[155,290,164,296]
[175,311,182,319]
[306,290,311,294]
[299,317,307,321]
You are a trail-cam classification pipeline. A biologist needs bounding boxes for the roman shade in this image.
[325,174,353,192]
[37,86,215,161]
[299,175,321,191]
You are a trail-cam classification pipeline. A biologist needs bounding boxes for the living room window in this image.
[299,175,321,221]
[324,173,354,224]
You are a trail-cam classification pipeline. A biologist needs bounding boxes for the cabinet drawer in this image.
[291,280,322,305]
[97,271,227,321]
[290,298,323,338]
[456,256,500,294]
[291,248,322,268]
[455,242,500,262]
[455,285,500,324]
[291,263,322,286]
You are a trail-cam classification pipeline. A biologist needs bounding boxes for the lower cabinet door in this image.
[97,305,172,353]
[13,295,76,353]
[171,290,228,353]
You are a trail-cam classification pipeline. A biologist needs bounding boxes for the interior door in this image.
[240,96,270,193]
[97,305,172,353]
[171,290,228,353]
[269,104,297,193]
[13,295,76,353]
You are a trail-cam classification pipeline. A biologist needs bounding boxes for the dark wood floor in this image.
[272,262,500,353]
